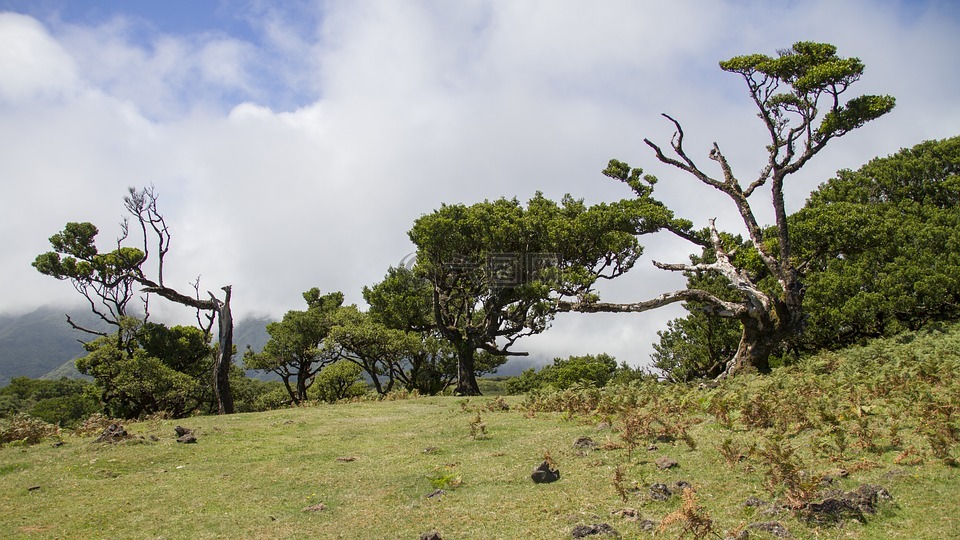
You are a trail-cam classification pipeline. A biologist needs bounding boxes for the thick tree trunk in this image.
[213,286,234,414]
[722,295,803,378]
[454,343,481,396]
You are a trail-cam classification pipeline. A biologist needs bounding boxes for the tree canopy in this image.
[408,192,645,394]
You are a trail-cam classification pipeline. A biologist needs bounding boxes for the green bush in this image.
[309,361,367,403]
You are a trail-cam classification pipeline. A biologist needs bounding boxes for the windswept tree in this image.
[243,288,343,404]
[559,42,895,376]
[409,192,648,395]
[34,186,238,413]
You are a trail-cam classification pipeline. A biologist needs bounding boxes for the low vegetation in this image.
[2,324,958,539]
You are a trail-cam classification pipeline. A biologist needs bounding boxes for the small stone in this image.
[95,423,129,444]
[654,456,678,470]
[669,480,692,494]
[177,433,197,444]
[639,520,656,531]
[649,483,672,501]
[748,521,791,539]
[571,523,619,538]
[610,508,640,521]
[531,460,560,483]
[573,436,598,450]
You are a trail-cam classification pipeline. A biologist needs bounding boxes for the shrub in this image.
[309,361,368,403]
[0,413,60,446]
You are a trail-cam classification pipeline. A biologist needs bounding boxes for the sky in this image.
[1,0,958,370]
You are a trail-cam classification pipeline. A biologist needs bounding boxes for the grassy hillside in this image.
[2,326,959,539]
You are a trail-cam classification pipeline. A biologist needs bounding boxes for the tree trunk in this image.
[722,296,803,378]
[213,286,234,414]
[454,342,481,396]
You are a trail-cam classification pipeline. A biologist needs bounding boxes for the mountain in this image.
[0,307,275,387]
[0,306,106,386]
[0,306,539,387]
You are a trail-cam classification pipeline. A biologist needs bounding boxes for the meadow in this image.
[2,325,959,539]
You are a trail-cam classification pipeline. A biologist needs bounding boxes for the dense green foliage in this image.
[307,360,367,403]
[409,193,644,394]
[77,318,214,418]
[794,136,960,348]
[506,353,648,394]
[0,377,99,427]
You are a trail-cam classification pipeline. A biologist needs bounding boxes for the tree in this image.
[243,288,342,404]
[792,136,960,347]
[34,187,238,413]
[558,42,895,376]
[652,136,960,379]
[409,193,645,395]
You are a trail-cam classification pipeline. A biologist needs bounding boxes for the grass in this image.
[2,326,960,539]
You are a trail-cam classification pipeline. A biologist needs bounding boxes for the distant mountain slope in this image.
[0,307,539,387]
[0,306,106,386]
[0,307,275,387]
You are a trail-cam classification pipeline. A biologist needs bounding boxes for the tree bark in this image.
[213,286,234,414]
[454,342,481,396]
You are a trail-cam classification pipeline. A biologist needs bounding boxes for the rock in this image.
[571,523,619,538]
[610,508,640,521]
[654,456,678,470]
[420,532,443,540]
[531,460,560,483]
[639,520,656,531]
[301,503,326,512]
[748,521,791,539]
[573,436,598,450]
[669,480,692,494]
[649,483,672,501]
[95,423,129,444]
[804,484,892,524]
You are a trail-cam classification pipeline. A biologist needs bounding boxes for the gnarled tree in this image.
[558,42,895,376]
[34,186,237,413]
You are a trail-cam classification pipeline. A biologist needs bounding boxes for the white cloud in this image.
[2,1,958,368]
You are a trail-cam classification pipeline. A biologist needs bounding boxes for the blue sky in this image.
[2,0,958,367]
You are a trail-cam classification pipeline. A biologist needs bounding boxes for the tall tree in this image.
[34,186,238,413]
[558,42,895,376]
[409,193,645,395]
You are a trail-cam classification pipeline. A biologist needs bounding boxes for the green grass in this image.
[3,326,960,539]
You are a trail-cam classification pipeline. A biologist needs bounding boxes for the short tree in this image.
[409,193,645,395]
[243,288,342,404]
[559,42,895,376]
